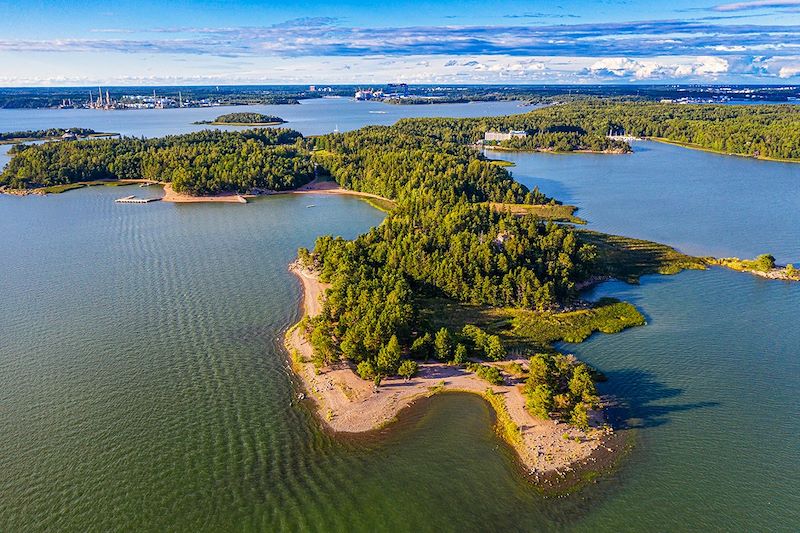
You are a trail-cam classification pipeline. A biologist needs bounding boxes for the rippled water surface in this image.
[1,106,799,531]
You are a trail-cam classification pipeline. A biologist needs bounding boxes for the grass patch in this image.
[486,202,585,224]
[417,296,645,352]
[484,388,523,446]
[486,158,515,167]
[38,183,87,194]
[579,230,707,282]
[508,298,646,345]
[360,196,397,213]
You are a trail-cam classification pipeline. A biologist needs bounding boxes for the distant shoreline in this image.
[0,132,118,145]
[648,137,800,163]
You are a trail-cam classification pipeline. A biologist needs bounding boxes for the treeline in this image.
[199,113,285,124]
[530,101,800,160]
[311,125,545,204]
[1,129,314,194]
[0,128,98,141]
[389,115,627,153]
[386,101,800,159]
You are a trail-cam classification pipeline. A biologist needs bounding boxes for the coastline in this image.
[0,178,398,208]
[284,262,624,489]
[0,132,118,145]
[707,259,800,282]
[482,145,630,155]
[648,137,800,163]
[160,178,398,206]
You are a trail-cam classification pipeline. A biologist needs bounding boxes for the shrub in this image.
[467,362,503,385]
[397,359,419,380]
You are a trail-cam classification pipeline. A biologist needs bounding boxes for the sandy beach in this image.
[285,263,620,482]
[160,183,250,203]
[158,178,392,205]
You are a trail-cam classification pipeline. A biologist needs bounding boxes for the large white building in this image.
[484,130,528,142]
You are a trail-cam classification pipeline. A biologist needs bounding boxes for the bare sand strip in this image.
[158,179,391,205]
[285,263,620,482]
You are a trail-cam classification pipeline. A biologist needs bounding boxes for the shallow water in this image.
[1,108,799,531]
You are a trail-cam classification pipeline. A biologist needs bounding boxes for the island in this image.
[3,103,798,490]
[193,113,286,126]
[0,128,117,145]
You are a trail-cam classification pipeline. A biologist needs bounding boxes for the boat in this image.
[306,204,316,208]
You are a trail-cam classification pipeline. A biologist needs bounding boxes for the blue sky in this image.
[2,0,800,85]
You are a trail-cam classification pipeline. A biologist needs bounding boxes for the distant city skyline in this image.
[2,0,800,85]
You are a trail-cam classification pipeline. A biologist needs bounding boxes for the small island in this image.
[0,128,117,145]
[194,113,286,126]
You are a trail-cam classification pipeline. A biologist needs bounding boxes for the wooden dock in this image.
[115,195,160,204]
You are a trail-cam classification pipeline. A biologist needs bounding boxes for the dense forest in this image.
[0,129,314,195]
[384,101,800,158]
[196,113,285,124]
[297,119,608,426]
[528,101,800,160]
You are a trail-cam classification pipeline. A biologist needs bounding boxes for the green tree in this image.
[754,253,776,271]
[571,402,590,430]
[568,364,596,402]
[434,328,453,361]
[357,360,376,380]
[528,354,552,387]
[526,384,553,419]
[397,359,419,380]
[310,324,336,368]
[377,335,402,375]
[453,343,468,365]
[484,335,506,361]
[410,333,433,359]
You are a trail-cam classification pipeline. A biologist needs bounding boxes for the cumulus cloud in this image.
[778,65,800,77]
[587,56,729,79]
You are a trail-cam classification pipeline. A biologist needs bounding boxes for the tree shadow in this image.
[601,368,719,429]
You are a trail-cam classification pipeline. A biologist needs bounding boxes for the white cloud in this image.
[778,65,800,77]
[588,56,729,80]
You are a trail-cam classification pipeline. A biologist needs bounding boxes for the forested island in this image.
[194,113,286,126]
[0,128,116,144]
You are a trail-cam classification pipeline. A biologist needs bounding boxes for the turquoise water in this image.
[1,111,799,530]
